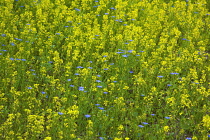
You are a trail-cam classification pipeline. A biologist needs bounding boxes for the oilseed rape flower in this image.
[1,0,209,139]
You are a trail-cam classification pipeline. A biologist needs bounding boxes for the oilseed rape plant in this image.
[0,0,209,139]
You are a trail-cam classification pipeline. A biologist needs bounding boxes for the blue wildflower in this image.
[78,87,84,91]
[41,91,46,94]
[165,117,170,119]
[98,107,104,110]
[58,112,64,115]
[1,34,6,37]
[10,43,15,46]
[122,54,129,57]
[157,76,164,78]
[138,125,144,128]
[85,114,91,118]
[170,73,179,75]
[27,87,32,89]
[142,122,149,125]
[75,8,80,11]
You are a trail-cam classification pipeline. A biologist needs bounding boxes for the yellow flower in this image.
[163,126,169,132]
[44,137,52,140]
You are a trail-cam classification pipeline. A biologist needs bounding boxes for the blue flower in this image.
[77,66,83,68]
[85,114,91,118]
[167,84,172,86]
[98,107,104,110]
[27,87,32,89]
[142,122,149,125]
[48,61,53,63]
[185,138,192,140]
[78,87,84,91]
[116,52,124,54]
[170,72,179,75]
[113,81,117,83]
[96,80,101,82]
[97,85,102,88]
[129,71,134,73]
[122,54,129,57]
[74,73,79,75]
[157,76,164,78]
[55,33,60,35]
[109,63,114,65]
[41,91,46,94]
[110,7,116,10]
[105,13,109,15]
[128,50,133,53]
[75,8,80,11]
[58,112,64,115]
[103,92,108,94]
[97,75,101,77]
[0,53,2,55]
[99,137,105,140]
[151,114,155,116]
[1,34,6,37]
[14,38,22,41]
[95,104,100,106]
[165,117,170,119]
[182,38,190,41]
[10,43,15,46]
[104,68,108,70]
[88,67,93,69]
[21,59,26,61]
[67,79,71,81]
[138,125,144,128]
[64,26,69,27]
[70,85,74,87]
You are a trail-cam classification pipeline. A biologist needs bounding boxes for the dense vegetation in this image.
[0,0,209,139]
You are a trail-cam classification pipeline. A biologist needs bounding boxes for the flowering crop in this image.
[0,0,209,139]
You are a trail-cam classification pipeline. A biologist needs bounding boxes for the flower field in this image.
[0,0,209,139]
